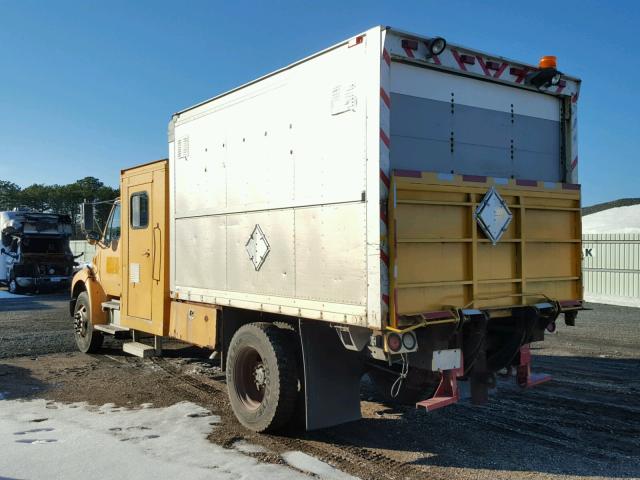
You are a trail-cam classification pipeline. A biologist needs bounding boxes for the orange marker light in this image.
[539,55,557,69]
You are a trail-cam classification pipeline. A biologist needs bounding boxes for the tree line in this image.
[0,177,119,239]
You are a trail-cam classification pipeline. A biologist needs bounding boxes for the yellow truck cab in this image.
[70,26,585,433]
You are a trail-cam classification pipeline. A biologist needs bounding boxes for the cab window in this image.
[103,203,121,247]
[130,192,149,229]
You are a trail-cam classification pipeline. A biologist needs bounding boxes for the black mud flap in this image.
[299,319,364,431]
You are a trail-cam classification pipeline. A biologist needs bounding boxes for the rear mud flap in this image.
[299,320,364,431]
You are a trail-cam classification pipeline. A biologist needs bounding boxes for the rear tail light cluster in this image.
[385,331,418,354]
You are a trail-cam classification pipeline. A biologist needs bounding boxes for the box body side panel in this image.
[170,29,382,326]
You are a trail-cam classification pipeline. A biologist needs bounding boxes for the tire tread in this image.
[227,322,298,432]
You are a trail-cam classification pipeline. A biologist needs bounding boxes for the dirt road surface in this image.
[1,291,638,479]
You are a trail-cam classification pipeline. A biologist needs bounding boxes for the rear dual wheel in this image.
[226,322,299,432]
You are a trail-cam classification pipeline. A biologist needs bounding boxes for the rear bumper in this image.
[558,299,586,312]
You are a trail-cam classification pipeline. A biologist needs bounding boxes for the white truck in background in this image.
[1,209,75,293]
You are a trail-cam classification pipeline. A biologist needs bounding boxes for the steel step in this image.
[101,300,120,311]
[123,341,157,358]
[94,324,130,339]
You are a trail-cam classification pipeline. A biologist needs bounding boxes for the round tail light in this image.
[387,333,402,352]
[402,332,417,350]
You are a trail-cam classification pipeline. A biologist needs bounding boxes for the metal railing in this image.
[582,234,640,307]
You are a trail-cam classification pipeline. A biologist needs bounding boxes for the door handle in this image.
[142,249,150,257]
[152,224,161,282]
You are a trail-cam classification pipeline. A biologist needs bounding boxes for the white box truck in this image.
[71,26,584,432]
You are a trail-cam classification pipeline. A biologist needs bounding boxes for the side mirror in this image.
[80,203,95,232]
[86,231,101,246]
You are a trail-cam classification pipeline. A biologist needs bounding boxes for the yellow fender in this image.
[70,267,108,325]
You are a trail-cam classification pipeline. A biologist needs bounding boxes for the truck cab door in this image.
[119,160,169,337]
[126,186,153,320]
[95,202,121,297]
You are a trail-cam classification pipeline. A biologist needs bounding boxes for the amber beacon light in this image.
[538,55,557,69]
[526,55,562,89]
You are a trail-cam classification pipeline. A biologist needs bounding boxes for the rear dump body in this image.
[1,210,74,292]
[74,25,584,432]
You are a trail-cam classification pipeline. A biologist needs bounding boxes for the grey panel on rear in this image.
[390,93,562,182]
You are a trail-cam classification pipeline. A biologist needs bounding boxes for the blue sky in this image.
[1,0,638,207]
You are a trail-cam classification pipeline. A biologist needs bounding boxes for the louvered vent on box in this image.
[177,136,190,159]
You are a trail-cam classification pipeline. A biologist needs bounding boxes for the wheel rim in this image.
[233,346,266,411]
[74,305,88,337]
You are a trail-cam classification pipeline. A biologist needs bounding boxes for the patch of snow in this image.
[233,439,268,454]
[282,451,359,480]
[585,293,640,308]
[0,290,24,299]
[0,399,312,480]
[582,204,640,233]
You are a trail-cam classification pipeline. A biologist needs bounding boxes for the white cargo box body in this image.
[169,26,580,330]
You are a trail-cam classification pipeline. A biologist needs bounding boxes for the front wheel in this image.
[226,322,299,432]
[73,291,103,353]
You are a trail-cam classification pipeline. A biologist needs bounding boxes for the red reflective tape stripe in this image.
[395,169,422,178]
[572,92,579,103]
[571,156,578,170]
[380,129,390,148]
[556,85,565,94]
[380,87,391,108]
[382,48,391,66]
[380,201,388,223]
[423,42,442,65]
[394,219,398,251]
[493,62,508,79]
[380,250,390,266]
[560,299,582,308]
[421,310,455,321]
[450,49,467,71]
[514,67,531,84]
[476,56,490,76]
[382,294,389,305]
[394,288,399,322]
[463,174,487,183]
[403,46,415,58]
[516,179,538,187]
[380,169,390,188]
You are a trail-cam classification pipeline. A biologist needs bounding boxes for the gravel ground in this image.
[0,292,75,358]
[0,291,638,479]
